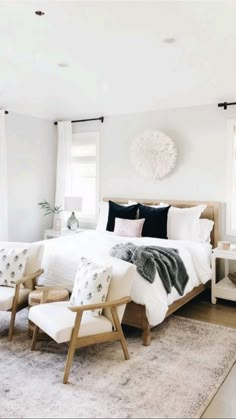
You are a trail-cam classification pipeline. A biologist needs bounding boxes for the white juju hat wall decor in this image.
[130,130,177,180]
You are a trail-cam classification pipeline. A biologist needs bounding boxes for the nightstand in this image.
[44,228,86,240]
[211,247,236,304]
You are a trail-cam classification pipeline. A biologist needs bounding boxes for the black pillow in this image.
[138,204,170,239]
[106,201,139,232]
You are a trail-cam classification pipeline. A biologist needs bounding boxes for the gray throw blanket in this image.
[110,243,189,296]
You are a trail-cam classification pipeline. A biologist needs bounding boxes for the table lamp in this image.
[64,196,82,230]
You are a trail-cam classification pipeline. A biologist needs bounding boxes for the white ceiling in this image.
[1,0,236,121]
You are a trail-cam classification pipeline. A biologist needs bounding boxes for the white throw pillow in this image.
[70,257,112,317]
[0,248,28,287]
[161,204,206,241]
[199,219,214,242]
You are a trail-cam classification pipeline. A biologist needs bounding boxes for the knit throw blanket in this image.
[110,243,189,296]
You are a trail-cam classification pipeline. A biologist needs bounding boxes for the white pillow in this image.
[70,257,112,317]
[162,204,206,241]
[199,219,214,242]
[96,201,109,232]
[0,242,44,275]
[0,248,28,287]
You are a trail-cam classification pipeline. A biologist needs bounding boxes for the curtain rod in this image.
[54,116,104,126]
[218,101,236,110]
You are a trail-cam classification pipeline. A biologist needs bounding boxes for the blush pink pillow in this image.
[114,218,145,237]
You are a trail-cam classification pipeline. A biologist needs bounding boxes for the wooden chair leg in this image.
[8,283,21,341]
[142,324,151,346]
[63,312,82,384]
[8,308,17,341]
[63,339,77,384]
[31,325,40,351]
[111,307,130,360]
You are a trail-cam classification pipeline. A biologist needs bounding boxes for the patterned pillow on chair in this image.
[0,248,28,287]
[70,257,112,317]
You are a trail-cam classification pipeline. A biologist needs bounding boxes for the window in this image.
[71,131,100,221]
[226,120,236,235]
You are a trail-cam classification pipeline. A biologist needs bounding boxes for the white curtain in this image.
[55,121,72,225]
[0,110,8,240]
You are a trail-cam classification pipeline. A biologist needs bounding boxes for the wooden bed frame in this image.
[104,198,220,346]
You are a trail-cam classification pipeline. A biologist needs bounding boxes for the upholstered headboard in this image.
[103,198,220,248]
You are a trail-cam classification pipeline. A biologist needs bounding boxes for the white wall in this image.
[97,104,236,239]
[9,103,234,242]
[6,112,57,242]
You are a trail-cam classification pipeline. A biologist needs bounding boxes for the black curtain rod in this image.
[54,116,104,125]
[218,101,236,110]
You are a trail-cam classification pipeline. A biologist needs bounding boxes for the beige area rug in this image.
[0,310,236,419]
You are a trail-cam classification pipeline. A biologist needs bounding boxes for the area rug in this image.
[0,310,236,419]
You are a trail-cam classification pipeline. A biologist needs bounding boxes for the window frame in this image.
[71,131,100,224]
[226,119,236,236]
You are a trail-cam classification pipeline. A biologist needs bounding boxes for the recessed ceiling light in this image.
[163,37,176,44]
[35,11,45,16]
[57,63,69,68]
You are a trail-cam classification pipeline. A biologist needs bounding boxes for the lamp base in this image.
[67,212,79,230]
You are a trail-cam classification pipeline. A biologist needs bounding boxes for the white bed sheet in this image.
[37,231,212,326]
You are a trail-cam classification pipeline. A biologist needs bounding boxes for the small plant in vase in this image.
[38,200,63,231]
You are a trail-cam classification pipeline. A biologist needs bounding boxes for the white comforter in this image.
[38,231,212,326]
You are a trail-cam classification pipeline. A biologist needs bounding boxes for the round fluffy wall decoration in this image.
[130,130,177,180]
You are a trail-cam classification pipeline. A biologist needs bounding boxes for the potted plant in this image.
[38,200,63,231]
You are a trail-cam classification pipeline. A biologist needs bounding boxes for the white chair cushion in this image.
[0,287,31,311]
[28,301,113,344]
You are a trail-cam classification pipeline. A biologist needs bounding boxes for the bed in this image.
[38,198,220,346]
[106,198,220,345]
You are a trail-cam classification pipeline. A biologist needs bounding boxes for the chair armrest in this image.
[15,269,44,286]
[35,285,69,292]
[11,269,44,310]
[68,296,131,313]
[35,284,70,304]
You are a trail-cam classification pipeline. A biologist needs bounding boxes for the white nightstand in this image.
[44,228,87,240]
[212,247,236,304]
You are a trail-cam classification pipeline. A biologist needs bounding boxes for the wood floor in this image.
[176,290,236,418]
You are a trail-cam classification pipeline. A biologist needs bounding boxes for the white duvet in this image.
[38,231,212,326]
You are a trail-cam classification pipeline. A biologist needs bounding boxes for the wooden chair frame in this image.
[4,269,43,340]
[30,290,131,384]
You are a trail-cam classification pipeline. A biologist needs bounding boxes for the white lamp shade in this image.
[64,196,82,211]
